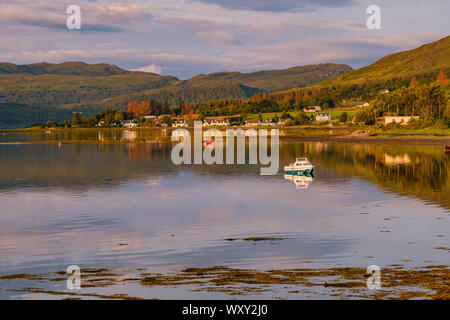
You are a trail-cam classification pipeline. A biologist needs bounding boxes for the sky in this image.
[0,0,449,79]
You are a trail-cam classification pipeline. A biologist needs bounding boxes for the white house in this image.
[122,120,137,128]
[262,120,277,127]
[143,115,157,121]
[203,117,230,127]
[383,116,420,125]
[304,106,321,112]
[245,120,261,127]
[173,118,188,127]
[315,113,331,121]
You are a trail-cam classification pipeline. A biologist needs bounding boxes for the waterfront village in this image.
[88,104,419,129]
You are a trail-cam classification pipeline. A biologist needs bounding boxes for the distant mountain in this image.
[0,66,179,109]
[191,63,352,92]
[320,36,450,86]
[0,62,131,76]
[69,79,262,112]
[0,62,351,127]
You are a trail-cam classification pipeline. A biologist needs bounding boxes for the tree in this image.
[437,69,448,87]
[72,112,83,125]
[354,106,376,125]
[280,111,289,119]
[149,99,159,115]
[445,102,450,121]
[258,112,263,121]
[409,76,417,88]
[139,99,152,117]
[294,112,310,125]
[127,101,140,118]
[339,112,349,123]
[161,102,170,115]
[114,111,124,122]
[160,115,173,127]
[284,118,296,126]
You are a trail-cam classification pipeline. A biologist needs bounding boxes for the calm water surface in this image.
[0,131,448,298]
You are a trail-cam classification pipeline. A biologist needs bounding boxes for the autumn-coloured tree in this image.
[409,76,417,87]
[127,101,139,118]
[180,101,194,126]
[437,69,448,86]
[139,99,151,117]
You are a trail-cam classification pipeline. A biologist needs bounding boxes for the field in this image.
[246,108,358,121]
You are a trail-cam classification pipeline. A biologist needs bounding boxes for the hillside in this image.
[0,62,131,76]
[68,79,262,112]
[320,36,450,86]
[0,69,179,109]
[190,63,352,92]
[63,63,350,111]
[0,62,351,127]
[0,103,73,129]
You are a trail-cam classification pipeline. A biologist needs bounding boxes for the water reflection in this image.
[0,136,448,285]
[284,175,314,189]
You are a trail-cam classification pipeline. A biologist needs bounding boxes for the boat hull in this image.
[284,168,314,177]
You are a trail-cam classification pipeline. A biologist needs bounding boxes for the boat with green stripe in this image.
[284,158,314,177]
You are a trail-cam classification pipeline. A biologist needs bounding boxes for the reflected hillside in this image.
[281,143,450,210]
[1,139,449,210]
[0,143,174,191]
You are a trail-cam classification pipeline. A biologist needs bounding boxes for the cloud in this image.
[196,30,237,44]
[132,64,163,74]
[190,0,356,12]
[0,1,147,32]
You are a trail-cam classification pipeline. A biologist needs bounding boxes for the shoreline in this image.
[1,127,450,145]
[1,265,448,300]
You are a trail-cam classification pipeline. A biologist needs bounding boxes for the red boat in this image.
[204,140,214,147]
[446,146,450,156]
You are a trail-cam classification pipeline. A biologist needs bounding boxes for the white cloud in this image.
[132,64,163,74]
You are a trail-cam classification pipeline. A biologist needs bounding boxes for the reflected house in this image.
[172,129,190,140]
[315,113,331,122]
[381,116,420,125]
[284,175,314,189]
[203,117,230,127]
[383,154,411,166]
[127,143,153,162]
[122,130,137,141]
